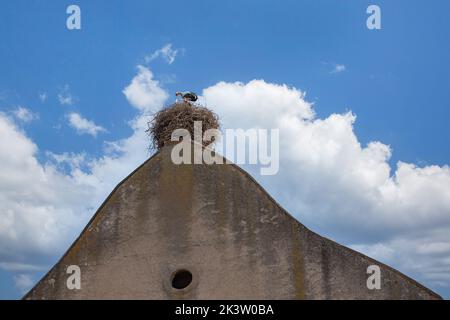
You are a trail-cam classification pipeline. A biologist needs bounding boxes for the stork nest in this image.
[147,102,220,150]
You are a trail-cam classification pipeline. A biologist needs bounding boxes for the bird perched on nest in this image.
[176,91,198,104]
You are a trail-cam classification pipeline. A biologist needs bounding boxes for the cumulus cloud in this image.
[0,66,165,273]
[123,65,169,113]
[204,80,314,127]
[350,227,450,289]
[1,68,449,297]
[62,67,162,205]
[67,112,106,137]
[145,43,179,65]
[202,80,450,294]
[13,107,37,123]
[203,80,450,235]
[0,114,97,266]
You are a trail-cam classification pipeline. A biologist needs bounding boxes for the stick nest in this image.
[147,102,220,150]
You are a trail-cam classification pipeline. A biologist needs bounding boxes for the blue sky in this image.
[0,0,449,299]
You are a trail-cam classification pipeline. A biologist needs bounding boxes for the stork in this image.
[176,91,198,104]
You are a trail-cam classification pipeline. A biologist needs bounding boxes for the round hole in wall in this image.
[171,269,193,290]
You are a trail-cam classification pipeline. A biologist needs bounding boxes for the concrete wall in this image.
[24,145,441,299]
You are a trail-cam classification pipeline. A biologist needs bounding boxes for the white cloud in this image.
[58,85,75,105]
[202,80,450,235]
[145,43,179,65]
[65,67,161,207]
[203,79,450,294]
[350,227,450,289]
[123,65,169,113]
[203,80,314,128]
[0,67,165,269]
[331,64,346,74]
[1,68,449,297]
[0,113,97,262]
[64,66,165,206]
[13,274,34,294]
[46,152,88,171]
[66,116,151,203]
[67,112,106,137]
[13,107,37,123]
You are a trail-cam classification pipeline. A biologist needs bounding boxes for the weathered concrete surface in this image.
[24,145,442,299]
